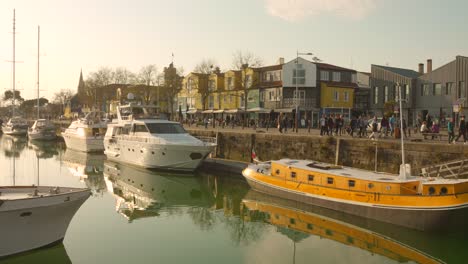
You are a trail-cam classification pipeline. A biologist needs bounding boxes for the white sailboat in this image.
[28,26,56,141]
[0,11,91,258]
[2,9,27,136]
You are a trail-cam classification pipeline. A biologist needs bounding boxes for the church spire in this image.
[78,68,85,93]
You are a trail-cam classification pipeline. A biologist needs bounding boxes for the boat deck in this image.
[0,186,87,200]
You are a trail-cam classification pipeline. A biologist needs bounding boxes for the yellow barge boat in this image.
[242,159,468,231]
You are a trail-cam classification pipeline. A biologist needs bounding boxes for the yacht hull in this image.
[104,141,214,171]
[0,188,90,257]
[2,127,27,136]
[63,133,104,152]
[244,173,468,231]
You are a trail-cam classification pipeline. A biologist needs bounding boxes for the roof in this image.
[373,65,421,79]
[253,64,283,72]
[321,81,358,89]
[315,63,356,73]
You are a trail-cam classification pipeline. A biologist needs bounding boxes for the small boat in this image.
[28,119,56,141]
[2,117,28,136]
[62,111,108,152]
[28,26,56,141]
[0,186,90,257]
[104,104,216,171]
[243,86,468,231]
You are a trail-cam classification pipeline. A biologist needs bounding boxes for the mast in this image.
[12,9,16,117]
[37,25,40,119]
[398,83,407,180]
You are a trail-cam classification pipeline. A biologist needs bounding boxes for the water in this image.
[0,134,467,264]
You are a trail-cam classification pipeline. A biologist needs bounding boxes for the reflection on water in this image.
[1,134,467,263]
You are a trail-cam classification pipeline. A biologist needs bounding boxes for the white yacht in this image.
[0,186,90,257]
[104,104,216,171]
[2,116,28,136]
[62,111,108,152]
[28,119,56,140]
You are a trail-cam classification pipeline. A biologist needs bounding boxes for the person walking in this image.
[454,115,467,144]
[369,116,379,140]
[277,113,283,133]
[319,114,327,136]
[447,118,455,144]
[350,116,357,137]
[380,116,389,138]
[327,114,335,136]
[389,114,395,136]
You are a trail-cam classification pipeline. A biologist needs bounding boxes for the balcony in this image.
[282,98,316,109]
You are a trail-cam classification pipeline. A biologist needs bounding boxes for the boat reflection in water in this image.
[1,134,28,158]
[241,191,444,264]
[103,162,214,221]
[0,242,71,264]
[28,139,59,159]
[62,149,107,195]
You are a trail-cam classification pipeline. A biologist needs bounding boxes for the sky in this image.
[0,0,467,100]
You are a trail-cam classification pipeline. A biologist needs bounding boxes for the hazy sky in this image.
[1,0,467,100]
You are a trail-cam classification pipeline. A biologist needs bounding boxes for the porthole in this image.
[275,169,281,175]
[428,187,436,195]
[291,172,296,178]
[307,223,313,230]
[289,218,296,225]
[348,180,355,187]
[308,175,314,181]
[440,187,448,195]
[368,183,374,189]
[327,177,334,184]
[385,185,391,191]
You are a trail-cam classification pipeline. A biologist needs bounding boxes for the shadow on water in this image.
[241,190,468,264]
[0,243,71,264]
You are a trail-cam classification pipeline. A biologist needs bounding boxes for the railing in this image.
[421,159,468,179]
[281,98,316,108]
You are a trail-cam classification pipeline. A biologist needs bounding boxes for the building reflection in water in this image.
[241,191,443,264]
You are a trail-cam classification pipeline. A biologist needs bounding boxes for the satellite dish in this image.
[127,93,135,100]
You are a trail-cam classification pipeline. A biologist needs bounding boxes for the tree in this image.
[136,64,158,86]
[231,50,263,70]
[193,59,218,111]
[2,90,24,106]
[113,67,133,84]
[53,89,74,105]
[194,59,217,74]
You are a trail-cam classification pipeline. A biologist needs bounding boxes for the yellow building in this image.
[179,72,209,113]
[208,71,225,110]
[320,82,355,109]
[219,70,242,110]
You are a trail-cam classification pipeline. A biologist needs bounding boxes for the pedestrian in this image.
[389,114,395,136]
[447,118,455,144]
[369,116,379,140]
[277,113,283,133]
[420,121,429,139]
[431,121,440,140]
[335,115,341,136]
[320,114,327,136]
[204,117,209,129]
[327,114,335,136]
[350,116,357,137]
[454,115,467,144]
[380,116,389,138]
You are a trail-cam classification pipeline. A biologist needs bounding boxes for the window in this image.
[446,82,454,95]
[348,180,356,187]
[291,172,296,178]
[333,91,339,101]
[226,77,234,90]
[374,87,379,104]
[208,95,214,109]
[146,123,187,134]
[308,175,314,181]
[423,84,432,96]
[134,125,148,133]
[434,83,442,96]
[344,91,349,102]
[320,71,329,81]
[405,85,410,100]
[351,74,357,83]
[459,81,466,98]
[392,85,397,101]
[240,95,245,108]
[293,90,305,100]
[208,80,216,92]
[332,72,341,82]
[327,177,334,184]
[187,78,194,93]
[384,86,388,102]
[293,68,306,85]
[244,75,252,88]
[260,91,265,102]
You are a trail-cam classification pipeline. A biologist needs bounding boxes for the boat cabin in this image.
[117,104,165,121]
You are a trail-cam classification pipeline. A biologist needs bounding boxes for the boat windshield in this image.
[146,123,187,134]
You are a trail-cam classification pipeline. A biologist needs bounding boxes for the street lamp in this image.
[295,51,313,133]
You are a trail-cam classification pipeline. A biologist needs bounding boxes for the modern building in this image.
[369,64,421,124]
[317,63,357,119]
[355,72,371,115]
[416,56,468,124]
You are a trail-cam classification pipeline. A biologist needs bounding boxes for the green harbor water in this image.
[0,134,467,264]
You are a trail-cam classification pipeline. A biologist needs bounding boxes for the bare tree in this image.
[193,59,217,74]
[231,50,263,70]
[113,67,133,84]
[52,89,74,105]
[137,64,158,85]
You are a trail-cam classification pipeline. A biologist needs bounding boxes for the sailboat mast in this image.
[12,9,16,117]
[37,25,40,119]
[398,83,406,180]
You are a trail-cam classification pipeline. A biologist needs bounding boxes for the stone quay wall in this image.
[189,129,468,175]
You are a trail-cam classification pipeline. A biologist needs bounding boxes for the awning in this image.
[202,109,214,114]
[247,107,272,113]
[187,109,201,114]
[225,109,246,114]
[213,109,225,114]
[274,108,294,113]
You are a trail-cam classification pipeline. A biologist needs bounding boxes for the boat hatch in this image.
[378,178,394,181]
[286,160,299,165]
[307,163,342,170]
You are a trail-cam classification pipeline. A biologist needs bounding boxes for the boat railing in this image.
[195,136,217,145]
[421,159,468,179]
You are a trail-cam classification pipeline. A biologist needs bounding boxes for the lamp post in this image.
[295,51,313,133]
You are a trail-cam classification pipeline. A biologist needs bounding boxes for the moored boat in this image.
[62,111,108,152]
[28,119,56,141]
[104,104,216,171]
[2,117,28,136]
[0,186,90,257]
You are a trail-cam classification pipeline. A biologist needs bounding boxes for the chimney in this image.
[278,57,285,65]
[427,59,432,73]
[418,63,424,74]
